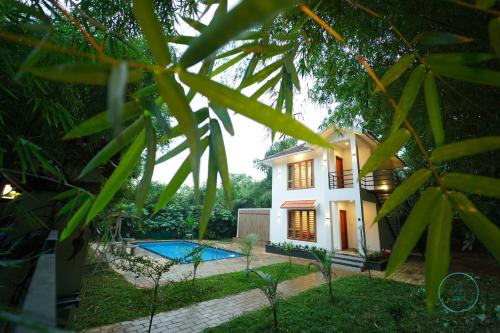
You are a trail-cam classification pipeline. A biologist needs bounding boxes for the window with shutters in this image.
[287,159,314,189]
[287,210,316,242]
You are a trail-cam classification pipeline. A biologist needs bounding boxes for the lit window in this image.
[287,160,314,189]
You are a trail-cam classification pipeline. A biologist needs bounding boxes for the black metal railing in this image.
[328,169,355,189]
[360,169,399,192]
[328,169,398,192]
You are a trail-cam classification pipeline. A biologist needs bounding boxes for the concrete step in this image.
[333,263,363,272]
[331,253,365,272]
[332,253,365,263]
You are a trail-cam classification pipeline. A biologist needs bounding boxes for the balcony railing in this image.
[328,169,355,189]
[328,169,398,192]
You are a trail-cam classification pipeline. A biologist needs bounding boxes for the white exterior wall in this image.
[362,200,381,251]
[269,130,383,254]
[269,149,332,250]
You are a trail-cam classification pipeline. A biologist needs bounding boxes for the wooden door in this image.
[335,156,344,188]
[339,210,348,250]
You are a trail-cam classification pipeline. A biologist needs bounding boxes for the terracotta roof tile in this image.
[280,200,317,209]
[263,143,311,160]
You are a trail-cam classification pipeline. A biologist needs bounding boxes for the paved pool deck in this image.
[94,240,312,288]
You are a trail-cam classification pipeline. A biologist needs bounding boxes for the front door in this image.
[335,156,344,188]
[339,210,348,250]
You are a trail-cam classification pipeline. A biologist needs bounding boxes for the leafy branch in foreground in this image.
[300,1,500,312]
[3,0,499,314]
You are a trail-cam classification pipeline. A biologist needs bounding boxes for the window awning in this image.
[280,200,318,209]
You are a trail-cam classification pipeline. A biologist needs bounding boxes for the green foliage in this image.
[73,262,312,330]
[308,248,334,302]
[114,250,177,333]
[240,233,259,276]
[251,267,288,332]
[206,275,500,333]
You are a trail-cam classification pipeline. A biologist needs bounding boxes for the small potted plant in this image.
[365,249,390,271]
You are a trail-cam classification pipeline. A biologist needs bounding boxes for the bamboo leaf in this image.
[60,198,92,241]
[283,68,294,115]
[199,147,218,238]
[78,116,145,178]
[154,139,209,213]
[238,53,259,87]
[211,53,248,78]
[63,101,141,139]
[24,63,142,85]
[131,0,171,66]
[476,0,496,9]
[373,168,432,224]
[442,172,500,199]
[358,128,410,179]
[391,65,425,133]
[284,56,301,91]
[86,131,146,223]
[209,119,231,207]
[56,195,82,218]
[179,0,295,68]
[239,58,284,89]
[430,64,500,87]
[424,53,496,66]
[386,187,442,276]
[275,77,285,111]
[135,116,156,211]
[154,157,191,213]
[165,35,195,45]
[430,136,500,162]
[414,31,474,45]
[448,191,500,261]
[217,43,292,60]
[209,103,234,135]
[154,72,201,195]
[178,71,334,149]
[107,62,128,136]
[374,54,415,93]
[490,17,500,57]
[250,73,282,99]
[181,16,207,32]
[424,71,445,147]
[156,134,209,165]
[425,193,452,312]
[51,189,79,201]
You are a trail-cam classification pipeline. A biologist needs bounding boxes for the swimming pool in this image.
[134,241,242,263]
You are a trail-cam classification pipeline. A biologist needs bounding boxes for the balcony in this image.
[328,169,397,192]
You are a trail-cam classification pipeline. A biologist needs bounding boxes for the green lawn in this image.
[72,262,314,331]
[206,275,500,333]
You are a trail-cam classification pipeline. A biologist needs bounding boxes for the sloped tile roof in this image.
[263,143,311,160]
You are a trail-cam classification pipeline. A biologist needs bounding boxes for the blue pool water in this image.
[134,241,242,263]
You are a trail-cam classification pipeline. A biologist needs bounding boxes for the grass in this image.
[72,262,315,331]
[206,275,500,333]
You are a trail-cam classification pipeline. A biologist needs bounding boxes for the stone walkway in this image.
[84,270,357,333]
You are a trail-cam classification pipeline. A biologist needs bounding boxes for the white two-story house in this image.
[261,126,404,265]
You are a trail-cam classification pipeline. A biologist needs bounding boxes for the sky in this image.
[151,1,334,186]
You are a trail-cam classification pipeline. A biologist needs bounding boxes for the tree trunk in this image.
[148,279,160,333]
[328,279,334,303]
[272,307,278,332]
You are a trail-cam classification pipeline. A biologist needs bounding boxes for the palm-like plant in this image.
[240,233,259,277]
[251,267,288,332]
[281,242,294,264]
[185,245,205,286]
[308,248,335,302]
